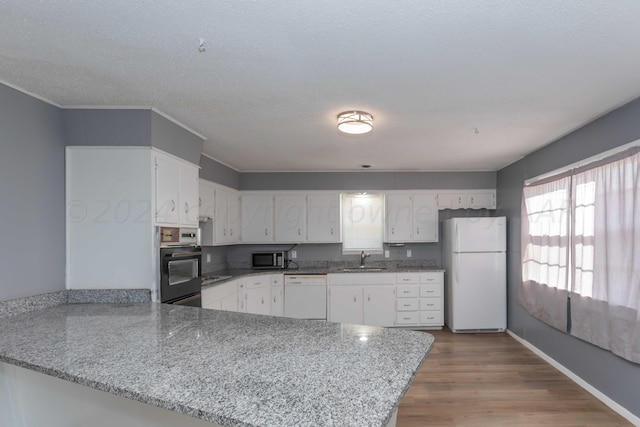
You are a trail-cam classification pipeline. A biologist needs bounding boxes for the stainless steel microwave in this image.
[252,251,288,269]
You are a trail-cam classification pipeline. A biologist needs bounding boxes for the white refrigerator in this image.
[442,217,507,333]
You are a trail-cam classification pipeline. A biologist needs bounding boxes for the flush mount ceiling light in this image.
[337,111,373,135]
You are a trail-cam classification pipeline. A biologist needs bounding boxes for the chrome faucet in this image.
[360,251,370,268]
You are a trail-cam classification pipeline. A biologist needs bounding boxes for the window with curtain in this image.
[520,147,640,364]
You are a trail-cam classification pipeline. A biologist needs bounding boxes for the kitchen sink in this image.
[339,267,387,272]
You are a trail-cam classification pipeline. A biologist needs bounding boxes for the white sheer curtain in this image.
[570,151,640,363]
[519,175,571,331]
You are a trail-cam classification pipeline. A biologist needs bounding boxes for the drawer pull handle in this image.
[404,304,411,307]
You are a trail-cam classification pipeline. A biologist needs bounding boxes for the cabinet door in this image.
[328,286,362,324]
[220,293,238,312]
[214,188,228,243]
[245,285,271,315]
[363,286,396,327]
[227,191,241,243]
[412,194,438,242]
[270,274,284,316]
[274,194,306,243]
[179,165,199,226]
[437,193,465,209]
[198,179,215,220]
[155,155,180,225]
[467,192,496,209]
[241,194,274,242]
[307,194,340,243]
[385,194,412,242]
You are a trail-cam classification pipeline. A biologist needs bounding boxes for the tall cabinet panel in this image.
[66,147,154,292]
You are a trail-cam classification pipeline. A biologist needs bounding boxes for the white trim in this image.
[0,78,61,107]
[525,139,640,185]
[506,330,640,426]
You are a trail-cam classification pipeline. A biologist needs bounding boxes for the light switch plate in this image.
[291,250,297,259]
[384,250,390,258]
[406,249,412,258]
[206,254,211,263]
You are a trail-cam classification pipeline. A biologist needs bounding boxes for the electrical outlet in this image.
[291,250,297,259]
[406,249,412,258]
[206,254,211,263]
[384,250,390,258]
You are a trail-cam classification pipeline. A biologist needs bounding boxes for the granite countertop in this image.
[203,266,445,288]
[0,303,434,427]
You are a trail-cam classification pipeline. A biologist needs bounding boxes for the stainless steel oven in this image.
[159,227,202,307]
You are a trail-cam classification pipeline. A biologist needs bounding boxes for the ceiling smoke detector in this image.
[337,111,373,135]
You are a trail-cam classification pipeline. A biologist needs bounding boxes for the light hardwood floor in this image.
[396,329,631,426]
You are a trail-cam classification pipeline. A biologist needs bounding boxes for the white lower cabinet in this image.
[270,274,284,317]
[239,276,271,316]
[202,280,239,311]
[327,274,396,327]
[395,272,444,328]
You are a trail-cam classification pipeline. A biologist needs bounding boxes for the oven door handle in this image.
[170,252,202,258]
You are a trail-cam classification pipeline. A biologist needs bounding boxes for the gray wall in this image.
[240,171,496,191]
[0,85,66,301]
[63,109,151,147]
[199,155,241,189]
[497,96,640,418]
[64,109,204,164]
[151,111,203,165]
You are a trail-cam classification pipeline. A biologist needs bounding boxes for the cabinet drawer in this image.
[396,311,419,324]
[245,277,268,288]
[396,298,419,311]
[396,274,419,284]
[420,311,443,325]
[396,285,418,298]
[419,297,441,311]
[420,273,442,284]
[420,284,442,298]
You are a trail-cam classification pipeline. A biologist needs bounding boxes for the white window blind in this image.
[341,193,384,255]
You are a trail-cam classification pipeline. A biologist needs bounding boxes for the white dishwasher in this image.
[284,274,327,320]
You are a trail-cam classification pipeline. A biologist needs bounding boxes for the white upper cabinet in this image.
[412,194,438,242]
[155,154,181,225]
[385,193,437,243]
[201,183,240,245]
[198,179,216,220]
[436,191,496,209]
[179,165,199,226]
[274,194,306,243]
[154,150,199,227]
[241,193,274,243]
[385,194,413,242]
[306,193,341,243]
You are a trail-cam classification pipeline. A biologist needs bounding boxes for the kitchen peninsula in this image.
[0,300,434,427]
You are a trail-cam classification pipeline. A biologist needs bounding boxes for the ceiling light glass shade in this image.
[337,111,373,135]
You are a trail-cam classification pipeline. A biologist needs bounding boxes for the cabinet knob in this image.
[330,228,334,235]
[265,228,268,235]
[184,202,189,213]
[171,200,176,212]
[416,227,420,235]
[273,296,276,303]
[199,197,202,207]
[353,296,357,303]
[391,227,395,234]
[298,228,301,235]
[230,228,233,236]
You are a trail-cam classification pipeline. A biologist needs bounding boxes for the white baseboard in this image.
[506,329,640,426]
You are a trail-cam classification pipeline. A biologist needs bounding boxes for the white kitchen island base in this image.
[1,362,221,427]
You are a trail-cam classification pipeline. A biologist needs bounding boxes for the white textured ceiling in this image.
[2,1,640,172]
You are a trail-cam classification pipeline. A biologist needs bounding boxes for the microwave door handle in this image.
[273,253,277,265]
[171,252,202,258]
